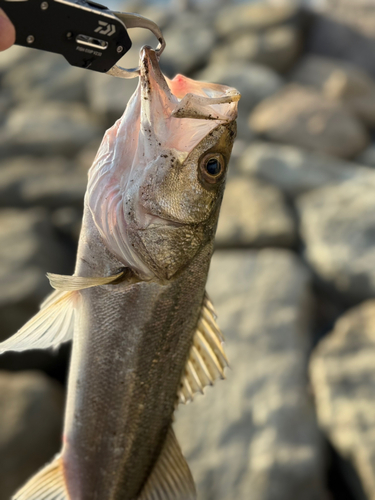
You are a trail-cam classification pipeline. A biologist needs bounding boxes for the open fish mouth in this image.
[139,45,240,127]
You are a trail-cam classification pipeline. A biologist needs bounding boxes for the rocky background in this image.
[1,0,375,498]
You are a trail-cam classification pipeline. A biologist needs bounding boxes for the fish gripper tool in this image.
[0,0,166,78]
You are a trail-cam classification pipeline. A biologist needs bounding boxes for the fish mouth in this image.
[139,45,240,125]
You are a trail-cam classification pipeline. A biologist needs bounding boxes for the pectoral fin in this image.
[0,289,78,354]
[12,455,68,500]
[179,292,228,404]
[139,427,196,500]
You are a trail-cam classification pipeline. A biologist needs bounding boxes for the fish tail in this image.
[12,454,68,500]
[138,427,196,500]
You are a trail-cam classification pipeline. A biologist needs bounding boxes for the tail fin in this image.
[13,455,68,500]
[139,427,196,500]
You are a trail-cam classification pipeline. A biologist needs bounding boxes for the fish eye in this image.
[199,153,226,184]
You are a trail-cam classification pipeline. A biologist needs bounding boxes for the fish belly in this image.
[62,254,209,500]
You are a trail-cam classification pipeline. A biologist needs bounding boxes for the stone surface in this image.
[0,371,64,500]
[297,173,375,303]
[175,249,328,500]
[0,103,101,157]
[2,52,87,104]
[0,209,71,339]
[215,3,299,37]
[196,62,283,140]
[211,25,301,73]
[310,300,375,500]
[356,143,375,169]
[160,12,216,76]
[291,55,375,127]
[0,157,86,208]
[238,141,372,197]
[249,84,369,159]
[307,0,375,77]
[216,177,296,248]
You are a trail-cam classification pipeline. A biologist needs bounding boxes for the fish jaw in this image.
[86,46,240,281]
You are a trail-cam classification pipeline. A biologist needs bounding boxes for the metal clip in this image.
[108,12,166,79]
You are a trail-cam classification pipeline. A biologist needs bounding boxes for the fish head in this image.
[87,46,240,281]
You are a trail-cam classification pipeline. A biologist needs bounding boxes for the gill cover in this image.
[87,46,240,280]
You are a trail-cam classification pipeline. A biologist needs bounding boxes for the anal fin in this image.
[139,427,196,500]
[13,455,68,500]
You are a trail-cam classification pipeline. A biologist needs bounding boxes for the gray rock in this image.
[0,156,86,208]
[297,173,375,303]
[0,209,71,339]
[310,300,375,500]
[356,143,375,168]
[211,25,301,73]
[196,62,283,140]
[160,13,216,76]
[87,73,138,125]
[291,55,375,127]
[215,3,300,37]
[238,141,373,197]
[51,206,82,242]
[0,371,64,500]
[0,103,101,157]
[307,0,375,77]
[2,52,87,104]
[175,249,328,500]
[249,84,369,159]
[216,177,296,248]
[0,46,41,78]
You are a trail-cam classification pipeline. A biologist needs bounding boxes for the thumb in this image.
[0,9,15,51]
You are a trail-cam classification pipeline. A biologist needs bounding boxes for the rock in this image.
[211,25,301,73]
[291,55,375,127]
[249,84,369,159]
[356,143,375,168]
[238,141,372,197]
[310,300,375,500]
[307,0,375,77]
[0,103,101,157]
[2,52,88,104]
[0,209,72,340]
[196,62,283,140]
[51,206,82,242]
[0,371,64,500]
[216,177,296,248]
[175,249,328,500]
[160,12,216,76]
[215,3,300,37]
[0,156,86,208]
[0,46,41,78]
[87,74,138,125]
[297,173,375,303]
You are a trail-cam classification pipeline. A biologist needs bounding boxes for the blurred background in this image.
[1,0,375,498]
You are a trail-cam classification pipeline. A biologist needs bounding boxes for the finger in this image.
[0,9,16,51]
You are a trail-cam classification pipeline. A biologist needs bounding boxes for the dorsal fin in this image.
[138,427,196,500]
[178,293,228,404]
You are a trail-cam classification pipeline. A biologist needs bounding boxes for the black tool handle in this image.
[0,0,132,73]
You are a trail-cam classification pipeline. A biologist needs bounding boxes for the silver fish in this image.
[1,46,240,500]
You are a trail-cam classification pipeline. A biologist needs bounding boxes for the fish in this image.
[0,46,240,500]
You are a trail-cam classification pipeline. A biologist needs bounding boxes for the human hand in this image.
[0,9,15,51]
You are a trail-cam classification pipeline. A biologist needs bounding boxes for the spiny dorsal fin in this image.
[47,269,127,291]
[0,289,78,354]
[13,455,68,500]
[138,427,196,500]
[178,293,228,405]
